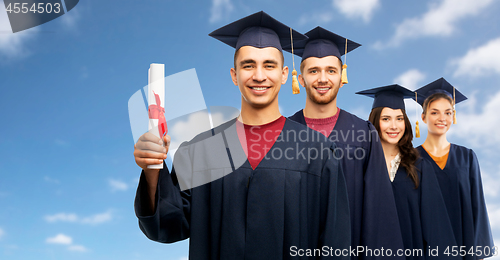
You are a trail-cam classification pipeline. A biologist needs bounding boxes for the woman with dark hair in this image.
[358,85,456,260]
[414,78,494,259]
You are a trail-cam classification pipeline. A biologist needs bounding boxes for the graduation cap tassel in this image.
[341,38,348,84]
[290,28,300,94]
[415,92,420,138]
[453,87,457,124]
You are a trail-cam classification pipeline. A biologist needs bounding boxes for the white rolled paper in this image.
[147,63,165,169]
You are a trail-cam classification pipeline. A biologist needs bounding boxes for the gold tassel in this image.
[292,69,300,94]
[453,87,457,124]
[290,28,300,94]
[415,121,420,138]
[415,92,420,138]
[341,64,348,84]
[341,38,348,84]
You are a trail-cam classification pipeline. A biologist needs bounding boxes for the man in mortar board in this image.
[287,27,405,259]
[133,12,351,259]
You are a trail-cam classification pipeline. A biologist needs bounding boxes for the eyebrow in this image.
[240,59,256,66]
[308,66,339,71]
[263,59,278,65]
[239,59,278,66]
[381,115,404,118]
[430,108,453,111]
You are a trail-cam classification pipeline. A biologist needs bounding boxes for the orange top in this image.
[423,147,449,170]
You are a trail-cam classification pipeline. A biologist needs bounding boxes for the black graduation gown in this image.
[392,158,458,260]
[135,118,351,260]
[289,109,405,260]
[392,164,424,260]
[417,144,494,259]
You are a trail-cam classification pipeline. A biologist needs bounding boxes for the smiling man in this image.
[288,27,405,260]
[133,12,351,259]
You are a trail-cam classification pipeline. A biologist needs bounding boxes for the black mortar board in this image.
[356,84,415,110]
[209,11,307,52]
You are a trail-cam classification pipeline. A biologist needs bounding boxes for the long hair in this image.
[369,107,420,188]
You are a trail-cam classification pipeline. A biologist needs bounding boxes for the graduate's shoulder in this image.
[182,117,237,146]
[338,109,374,131]
[331,109,377,149]
[288,109,304,123]
[450,143,478,161]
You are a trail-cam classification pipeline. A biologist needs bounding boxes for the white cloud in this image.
[68,244,88,252]
[375,0,495,48]
[332,0,380,22]
[0,227,4,239]
[45,213,78,223]
[46,234,72,245]
[450,37,500,78]
[108,179,128,192]
[45,210,112,225]
[0,1,37,58]
[169,110,212,153]
[487,204,500,229]
[298,12,334,26]
[448,90,500,147]
[393,69,426,90]
[482,169,500,198]
[46,234,88,252]
[209,0,234,24]
[80,211,112,225]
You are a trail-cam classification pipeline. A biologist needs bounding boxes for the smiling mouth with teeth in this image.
[250,87,270,90]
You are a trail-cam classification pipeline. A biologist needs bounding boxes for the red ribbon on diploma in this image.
[148,91,168,137]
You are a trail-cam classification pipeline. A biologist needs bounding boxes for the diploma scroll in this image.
[147,63,167,169]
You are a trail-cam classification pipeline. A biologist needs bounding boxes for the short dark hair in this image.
[369,107,420,188]
[233,48,285,69]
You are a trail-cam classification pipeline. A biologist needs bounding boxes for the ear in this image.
[230,68,238,86]
[298,73,305,88]
[421,113,426,124]
[339,81,344,89]
[281,66,289,85]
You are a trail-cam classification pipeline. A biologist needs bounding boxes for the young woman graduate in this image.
[414,78,495,259]
[357,84,459,259]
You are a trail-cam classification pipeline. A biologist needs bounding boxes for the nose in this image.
[252,67,266,82]
[438,113,446,121]
[319,70,327,83]
[390,119,397,129]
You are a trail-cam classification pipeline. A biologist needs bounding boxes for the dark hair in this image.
[422,93,454,118]
[369,107,420,188]
[233,48,285,69]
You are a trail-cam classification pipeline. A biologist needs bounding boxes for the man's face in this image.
[230,46,288,109]
[299,56,343,105]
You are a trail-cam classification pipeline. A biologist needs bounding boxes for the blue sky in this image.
[1,0,500,259]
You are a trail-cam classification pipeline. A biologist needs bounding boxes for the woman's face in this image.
[379,107,405,146]
[423,98,453,136]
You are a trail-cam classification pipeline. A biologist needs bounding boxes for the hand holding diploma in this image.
[134,132,171,214]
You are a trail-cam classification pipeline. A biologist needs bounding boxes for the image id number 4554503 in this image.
[5,2,61,14]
